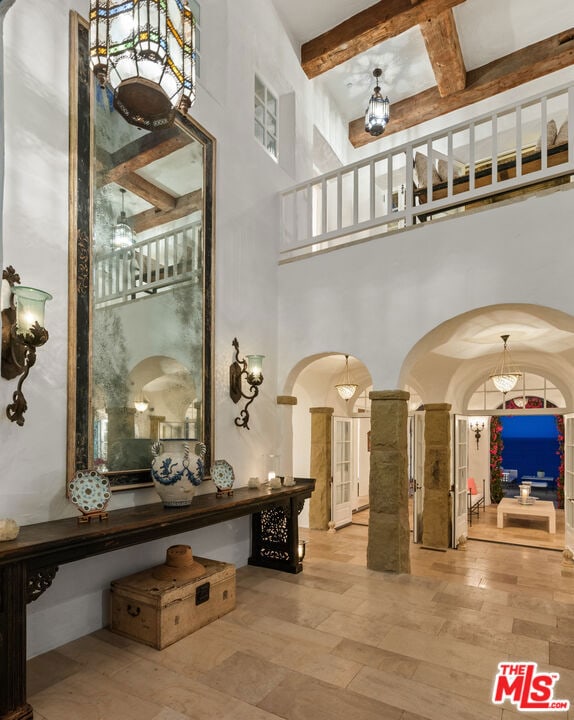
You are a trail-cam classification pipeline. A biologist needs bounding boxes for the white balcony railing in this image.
[95,219,202,306]
[280,82,574,261]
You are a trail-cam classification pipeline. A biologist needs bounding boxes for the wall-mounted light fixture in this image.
[229,338,264,429]
[1,266,52,426]
[469,417,486,449]
[90,0,196,131]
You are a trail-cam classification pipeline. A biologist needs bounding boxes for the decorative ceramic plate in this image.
[211,460,235,490]
[69,470,111,515]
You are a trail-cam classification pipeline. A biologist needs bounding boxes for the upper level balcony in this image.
[280,82,574,262]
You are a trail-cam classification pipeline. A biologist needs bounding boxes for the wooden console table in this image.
[0,479,314,720]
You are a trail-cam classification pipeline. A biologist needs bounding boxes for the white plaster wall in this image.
[278,186,574,392]
[0,0,312,658]
[468,423,492,506]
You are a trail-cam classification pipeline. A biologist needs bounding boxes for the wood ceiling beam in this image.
[132,189,202,234]
[117,173,177,212]
[100,126,193,186]
[418,8,466,96]
[349,29,574,148]
[301,0,466,79]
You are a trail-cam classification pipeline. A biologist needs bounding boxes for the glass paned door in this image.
[332,417,353,528]
[409,412,425,543]
[453,415,469,547]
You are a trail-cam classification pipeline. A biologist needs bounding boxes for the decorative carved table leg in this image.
[249,497,305,574]
[0,563,33,720]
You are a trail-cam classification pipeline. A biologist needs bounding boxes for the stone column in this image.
[367,390,410,573]
[422,403,452,550]
[149,414,166,441]
[277,396,297,477]
[309,407,333,530]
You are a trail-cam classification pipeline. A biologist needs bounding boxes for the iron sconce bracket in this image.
[1,266,51,426]
[229,337,264,430]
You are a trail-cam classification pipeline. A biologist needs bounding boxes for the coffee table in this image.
[497,497,556,533]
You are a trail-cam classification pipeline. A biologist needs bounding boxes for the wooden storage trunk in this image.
[110,556,236,649]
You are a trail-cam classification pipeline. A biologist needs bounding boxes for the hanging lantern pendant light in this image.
[90,0,196,131]
[365,68,390,137]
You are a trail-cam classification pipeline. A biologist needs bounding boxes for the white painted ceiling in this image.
[271,0,574,122]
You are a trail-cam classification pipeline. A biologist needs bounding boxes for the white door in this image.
[353,417,370,510]
[410,412,425,543]
[452,415,469,548]
[332,417,353,528]
[563,413,574,554]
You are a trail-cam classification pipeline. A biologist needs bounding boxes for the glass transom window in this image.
[255,75,278,160]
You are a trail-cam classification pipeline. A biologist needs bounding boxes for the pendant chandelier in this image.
[90,0,196,131]
[112,189,136,248]
[490,334,522,393]
[335,355,358,401]
[365,68,390,137]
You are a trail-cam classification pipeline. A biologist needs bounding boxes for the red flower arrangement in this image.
[489,415,505,503]
[555,415,564,509]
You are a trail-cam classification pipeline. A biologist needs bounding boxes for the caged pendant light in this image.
[365,68,390,137]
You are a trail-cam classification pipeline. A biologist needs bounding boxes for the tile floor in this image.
[27,524,574,719]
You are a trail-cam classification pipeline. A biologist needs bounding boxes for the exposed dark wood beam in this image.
[301,0,466,79]
[101,126,193,186]
[132,189,202,233]
[117,173,177,212]
[418,8,466,96]
[349,29,574,148]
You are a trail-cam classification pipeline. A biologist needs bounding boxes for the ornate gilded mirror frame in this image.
[67,12,214,490]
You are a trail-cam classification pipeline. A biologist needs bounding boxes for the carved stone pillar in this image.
[309,407,333,530]
[277,396,297,477]
[367,390,411,573]
[422,403,452,550]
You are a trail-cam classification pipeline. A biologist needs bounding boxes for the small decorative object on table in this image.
[151,441,206,507]
[247,476,260,489]
[284,476,296,487]
[69,470,111,523]
[211,459,235,497]
[0,518,20,541]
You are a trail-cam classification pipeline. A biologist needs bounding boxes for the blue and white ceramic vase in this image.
[151,441,206,507]
[211,459,235,497]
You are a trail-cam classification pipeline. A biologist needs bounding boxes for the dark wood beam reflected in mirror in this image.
[67,12,214,491]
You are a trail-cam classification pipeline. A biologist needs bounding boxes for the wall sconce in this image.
[469,417,486,449]
[1,266,52,426]
[229,337,264,429]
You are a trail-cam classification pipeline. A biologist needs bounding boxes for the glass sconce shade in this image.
[90,0,196,130]
[246,354,264,381]
[13,285,52,337]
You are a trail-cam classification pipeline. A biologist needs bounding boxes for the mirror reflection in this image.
[68,15,213,491]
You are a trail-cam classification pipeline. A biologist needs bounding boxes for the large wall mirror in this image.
[68,13,214,490]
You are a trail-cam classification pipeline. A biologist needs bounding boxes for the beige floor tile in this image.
[25,522,574,720]
[258,669,403,720]
[197,650,292,705]
[29,669,164,720]
[349,664,500,720]
[379,625,501,680]
[331,638,419,678]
